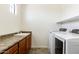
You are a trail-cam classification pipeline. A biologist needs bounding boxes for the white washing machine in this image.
[48,31,55,54]
[49,31,79,54]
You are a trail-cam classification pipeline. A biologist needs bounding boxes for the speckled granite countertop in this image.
[0,33,30,53]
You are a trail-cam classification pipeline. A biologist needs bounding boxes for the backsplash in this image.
[61,21,79,32]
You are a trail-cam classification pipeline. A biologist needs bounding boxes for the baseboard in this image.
[32,45,48,48]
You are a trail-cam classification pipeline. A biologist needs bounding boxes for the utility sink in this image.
[15,33,30,36]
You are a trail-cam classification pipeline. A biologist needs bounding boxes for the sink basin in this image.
[15,33,30,36]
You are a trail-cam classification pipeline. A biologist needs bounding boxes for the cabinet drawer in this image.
[27,34,31,39]
[3,44,18,54]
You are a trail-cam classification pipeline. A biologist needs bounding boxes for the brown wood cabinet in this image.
[28,35,31,50]
[19,38,26,54]
[3,44,18,54]
[25,34,31,53]
[3,33,32,54]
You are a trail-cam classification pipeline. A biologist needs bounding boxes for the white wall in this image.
[21,4,62,48]
[61,4,79,31]
[61,4,79,20]
[0,4,22,35]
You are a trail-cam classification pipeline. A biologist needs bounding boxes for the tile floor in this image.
[29,48,49,54]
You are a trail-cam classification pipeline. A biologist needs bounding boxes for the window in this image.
[9,4,17,15]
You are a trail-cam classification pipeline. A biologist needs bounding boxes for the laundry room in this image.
[0,2,79,55]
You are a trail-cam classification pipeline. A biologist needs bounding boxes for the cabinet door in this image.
[26,34,31,53]
[13,51,18,54]
[28,35,31,50]
[3,44,18,54]
[19,39,26,54]
[25,38,28,53]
